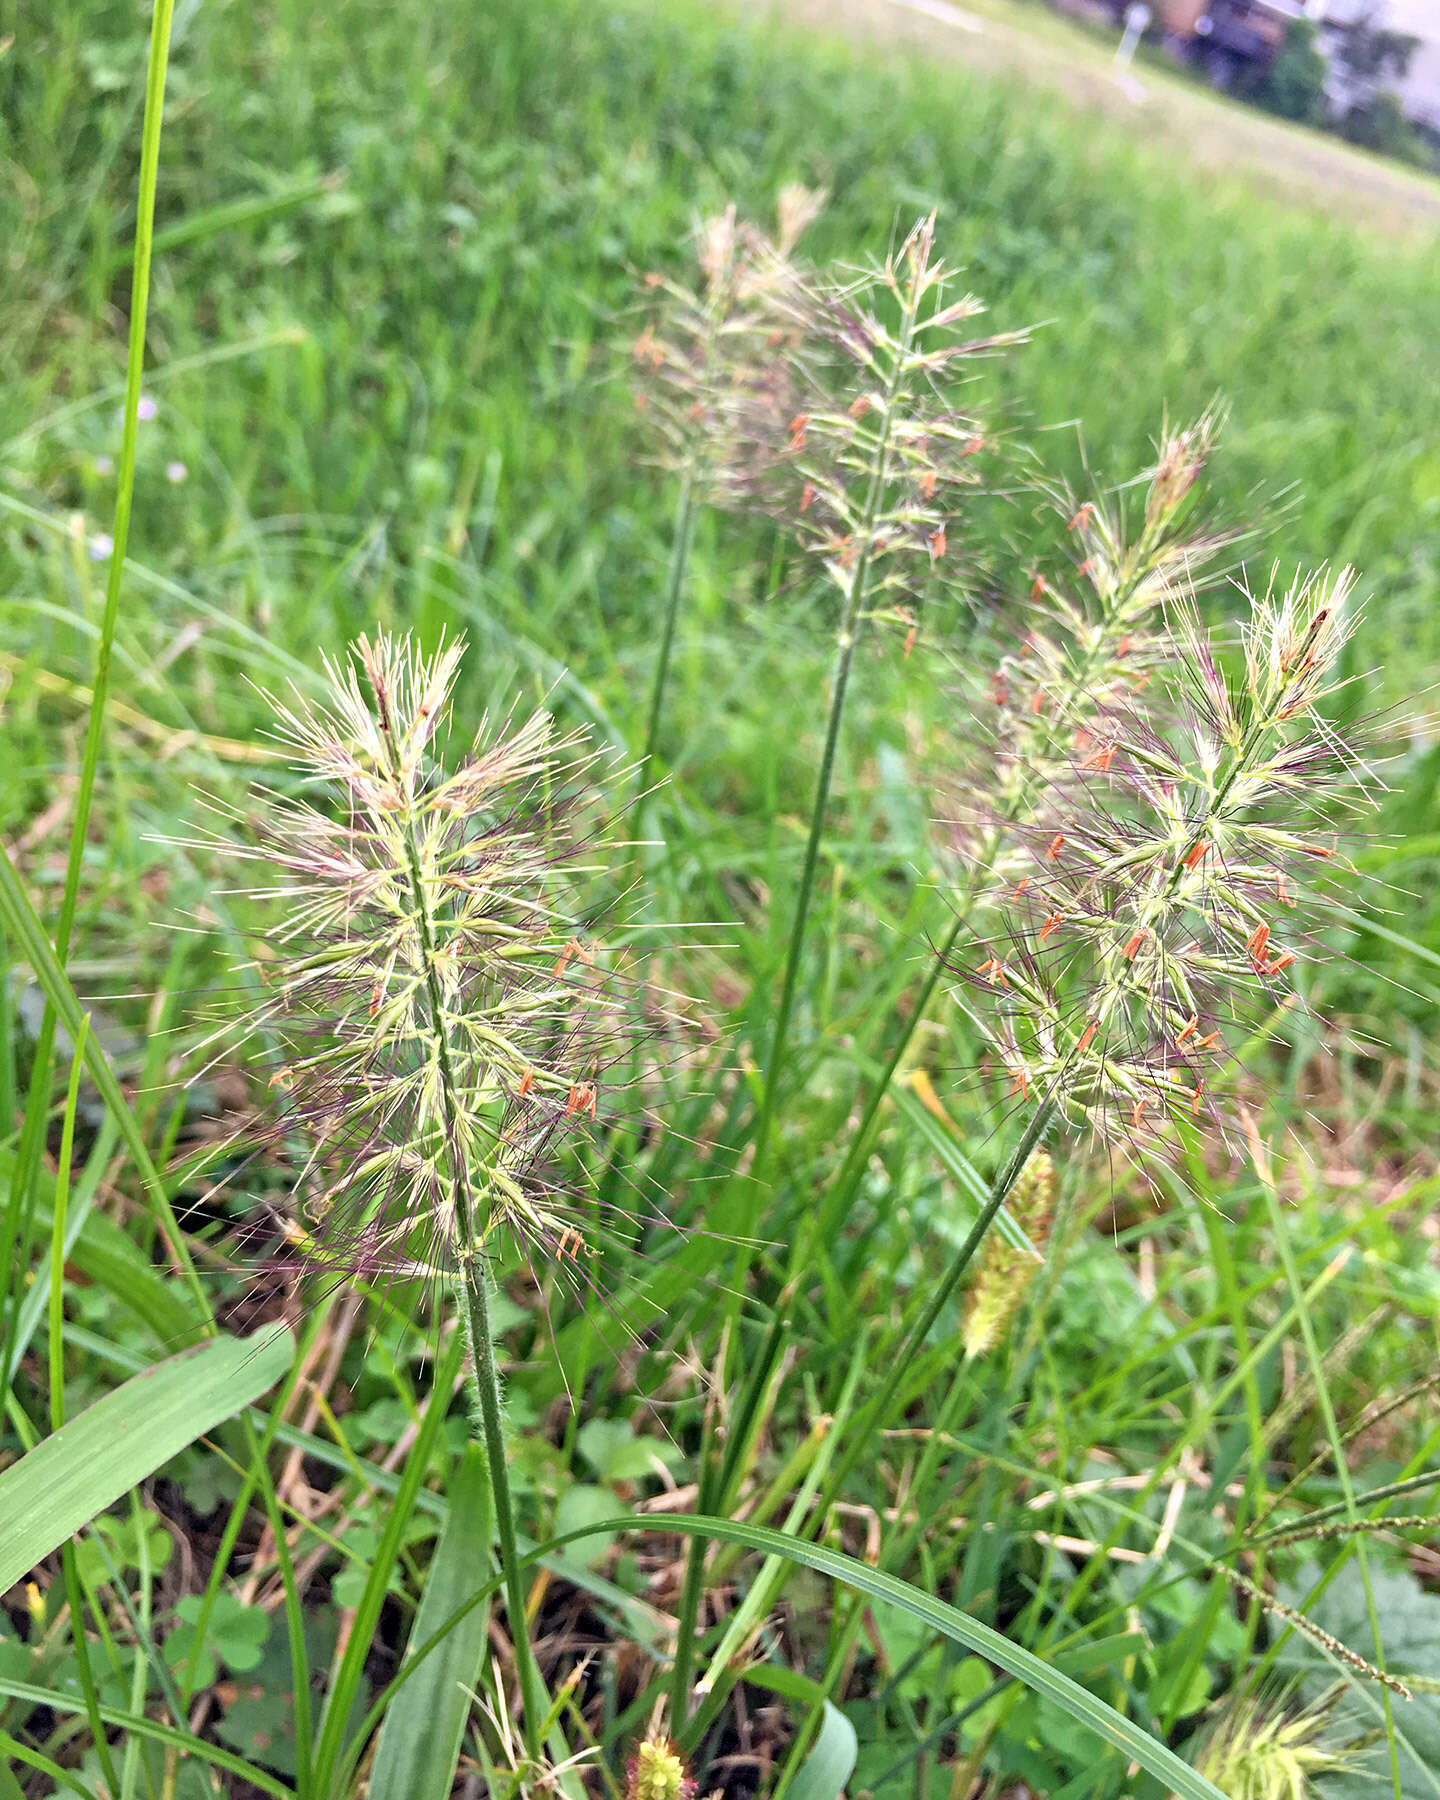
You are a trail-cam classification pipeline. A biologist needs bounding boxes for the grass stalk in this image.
[382,718,547,1763]
[633,463,698,825]
[750,279,918,1170]
[3,0,177,1371]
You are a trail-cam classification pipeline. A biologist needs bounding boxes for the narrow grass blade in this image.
[369,1444,494,1799]
[0,841,210,1326]
[0,1324,293,1593]
[582,1514,1229,1800]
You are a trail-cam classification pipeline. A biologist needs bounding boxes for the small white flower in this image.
[165,460,188,484]
[93,454,115,477]
[137,393,158,421]
[88,532,114,562]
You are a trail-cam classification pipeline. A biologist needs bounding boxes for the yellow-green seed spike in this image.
[962,1148,1055,1360]
[627,1737,693,1800]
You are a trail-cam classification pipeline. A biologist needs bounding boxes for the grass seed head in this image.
[626,1737,696,1800]
[1188,1695,1358,1800]
[220,632,662,1283]
[955,563,1373,1145]
[962,1147,1055,1358]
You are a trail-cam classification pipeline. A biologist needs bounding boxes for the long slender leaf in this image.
[0,1324,293,1592]
[0,841,210,1327]
[369,1444,494,1799]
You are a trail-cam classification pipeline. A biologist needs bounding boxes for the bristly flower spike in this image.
[222,631,651,1284]
[631,190,824,511]
[787,212,1028,638]
[214,630,679,1758]
[960,565,1368,1142]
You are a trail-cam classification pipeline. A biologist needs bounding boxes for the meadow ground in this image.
[2,0,1440,1794]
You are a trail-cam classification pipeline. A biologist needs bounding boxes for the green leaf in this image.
[0,1325,293,1593]
[164,1593,271,1690]
[788,1701,858,1800]
[576,1417,682,1484]
[0,841,210,1326]
[370,1444,494,1800]
[576,1513,1231,1800]
[554,1484,630,1567]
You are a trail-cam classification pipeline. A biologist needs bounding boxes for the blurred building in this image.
[1157,0,1322,88]
[1152,0,1440,127]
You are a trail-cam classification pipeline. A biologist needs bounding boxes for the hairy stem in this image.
[384,742,546,1761]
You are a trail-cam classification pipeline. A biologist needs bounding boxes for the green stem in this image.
[383,735,545,1761]
[751,291,918,1172]
[633,465,698,831]
[457,1254,546,1760]
[4,0,176,1359]
[818,1097,1056,1511]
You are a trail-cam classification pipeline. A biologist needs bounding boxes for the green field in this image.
[3,0,1440,1794]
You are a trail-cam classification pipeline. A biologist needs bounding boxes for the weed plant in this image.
[2,1,1439,1797]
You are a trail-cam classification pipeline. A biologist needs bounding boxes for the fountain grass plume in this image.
[215,630,676,1757]
[956,565,1366,1142]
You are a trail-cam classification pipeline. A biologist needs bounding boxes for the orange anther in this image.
[918,469,937,500]
[929,526,947,560]
[1014,877,1030,897]
[1008,1067,1030,1100]
[1077,1020,1098,1054]
[1081,741,1115,773]
[978,956,1009,987]
[1131,1097,1149,1128]
[1039,912,1063,942]
[788,413,809,451]
[643,271,662,288]
[1175,1016,1198,1046]
[1275,872,1294,907]
[963,435,984,456]
[1184,839,1210,871]
[1116,633,1133,657]
[1077,557,1095,579]
[849,395,871,420]
[1068,503,1094,532]
[518,1068,535,1098]
[1191,1085,1205,1117]
[1029,688,1045,716]
[989,673,1009,705]
[1030,574,1047,601]
[1046,834,1065,862]
[1197,1031,1223,1052]
[904,623,917,658]
[1267,951,1296,975]
[565,1082,598,1120]
[1123,930,1146,960]
[800,481,816,512]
